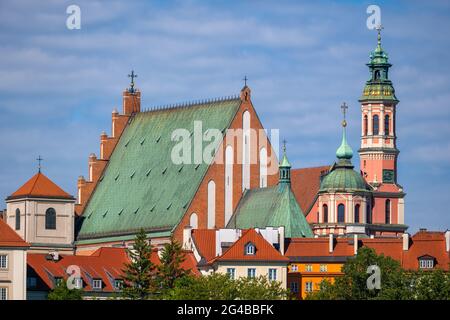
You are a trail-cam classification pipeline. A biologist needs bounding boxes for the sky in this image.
[0,0,449,232]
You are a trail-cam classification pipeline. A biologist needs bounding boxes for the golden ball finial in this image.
[342,120,347,127]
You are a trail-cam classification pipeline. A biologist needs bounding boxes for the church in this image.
[4,29,407,254]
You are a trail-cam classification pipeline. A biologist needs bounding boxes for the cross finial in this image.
[375,24,384,45]
[282,139,287,154]
[243,75,248,87]
[36,155,43,173]
[128,70,138,93]
[340,102,348,127]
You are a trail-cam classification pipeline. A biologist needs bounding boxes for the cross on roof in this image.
[340,102,348,119]
[128,70,137,93]
[36,155,43,173]
[243,75,248,87]
[282,139,287,153]
[376,24,384,43]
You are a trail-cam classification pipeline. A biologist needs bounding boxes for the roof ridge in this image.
[142,95,240,113]
[29,172,41,194]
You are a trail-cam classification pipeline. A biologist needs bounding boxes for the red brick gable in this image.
[7,172,73,200]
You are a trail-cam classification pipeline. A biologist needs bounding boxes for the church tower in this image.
[359,27,406,230]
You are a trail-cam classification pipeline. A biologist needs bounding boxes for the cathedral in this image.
[5,30,406,253]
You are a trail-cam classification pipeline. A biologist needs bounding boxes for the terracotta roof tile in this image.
[7,172,74,200]
[192,229,217,262]
[290,166,329,214]
[0,219,29,247]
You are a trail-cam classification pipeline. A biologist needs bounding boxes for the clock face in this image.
[383,169,395,183]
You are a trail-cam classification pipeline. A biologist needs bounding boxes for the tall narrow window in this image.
[207,181,216,229]
[385,199,391,224]
[384,115,390,135]
[15,208,20,230]
[224,145,233,225]
[189,213,198,229]
[323,204,328,223]
[45,208,56,230]
[337,204,345,223]
[366,204,371,224]
[242,111,250,192]
[373,115,379,135]
[364,115,368,136]
[355,204,360,223]
[259,147,267,188]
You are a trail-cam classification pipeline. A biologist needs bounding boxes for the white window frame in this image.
[226,268,236,280]
[247,268,256,278]
[114,279,123,290]
[419,258,434,269]
[92,279,102,290]
[320,264,327,272]
[305,281,313,293]
[268,268,277,281]
[245,243,255,255]
[291,264,298,272]
[0,287,7,300]
[74,278,83,289]
[0,255,8,269]
[305,264,313,272]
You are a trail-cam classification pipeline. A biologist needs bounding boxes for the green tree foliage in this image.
[166,273,290,300]
[121,229,156,300]
[306,247,450,300]
[156,237,190,295]
[47,280,83,300]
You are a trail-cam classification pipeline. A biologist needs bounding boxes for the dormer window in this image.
[92,279,103,290]
[245,242,256,255]
[114,279,123,290]
[419,256,435,269]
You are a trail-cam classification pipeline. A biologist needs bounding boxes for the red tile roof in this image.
[213,229,288,263]
[0,219,29,248]
[290,166,329,214]
[150,248,201,276]
[285,237,353,258]
[7,172,74,200]
[192,229,217,262]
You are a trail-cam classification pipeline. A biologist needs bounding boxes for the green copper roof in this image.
[227,185,314,238]
[335,126,353,160]
[77,98,241,241]
[280,153,291,168]
[319,161,369,192]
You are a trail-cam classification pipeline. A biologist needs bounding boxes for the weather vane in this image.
[128,70,137,93]
[340,102,348,127]
[36,155,43,173]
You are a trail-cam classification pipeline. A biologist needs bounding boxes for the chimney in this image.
[278,226,285,255]
[329,234,334,253]
[402,233,409,251]
[183,225,192,250]
[445,230,450,253]
[353,234,358,255]
[123,90,141,115]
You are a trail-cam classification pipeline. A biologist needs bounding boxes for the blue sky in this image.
[0,0,449,232]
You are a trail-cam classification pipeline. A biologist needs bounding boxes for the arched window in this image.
[366,204,371,224]
[15,208,20,230]
[373,115,379,135]
[374,70,381,80]
[224,145,234,225]
[45,208,56,230]
[364,115,368,136]
[245,242,255,255]
[337,204,345,223]
[323,204,328,223]
[355,204,360,223]
[189,213,198,229]
[385,200,391,224]
[384,115,390,135]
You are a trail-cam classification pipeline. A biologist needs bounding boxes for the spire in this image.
[336,103,353,160]
[279,139,291,186]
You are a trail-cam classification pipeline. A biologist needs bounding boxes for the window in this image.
[305,282,313,293]
[247,268,256,278]
[27,277,37,288]
[291,265,298,272]
[374,70,381,80]
[305,264,313,272]
[385,200,391,224]
[114,279,123,290]
[320,264,328,272]
[364,115,368,136]
[0,255,8,269]
[419,258,434,269]
[207,180,216,229]
[373,115,379,135]
[268,269,277,281]
[74,278,83,289]
[245,243,256,255]
[323,204,328,223]
[0,287,7,300]
[15,208,20,230]
[189,213,198,229]
[45,208,56,230]
[92,279,102,290]
[355,204,360,223]
[227,268,236,280]
[366,204,372,224]
[384,115,390,135]
[54,277,64,286]
[290,282,298,293]
[337,204,345,223]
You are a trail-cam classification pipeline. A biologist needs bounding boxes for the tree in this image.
[409,269,450,300]
[157,237,190,296]
[121,228,156,299]
[306,247,410,300]
[47,281,83,300]
[166,273,289,300]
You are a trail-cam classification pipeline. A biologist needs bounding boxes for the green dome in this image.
[336,126,353,160]
[320,162,368,192]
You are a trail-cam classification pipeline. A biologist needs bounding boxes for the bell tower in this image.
[358,26,406,230]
